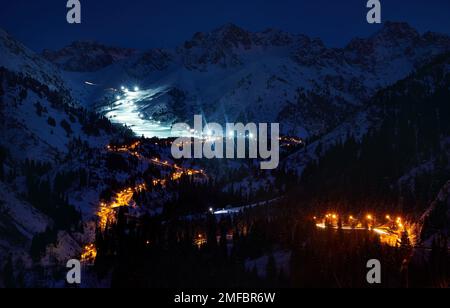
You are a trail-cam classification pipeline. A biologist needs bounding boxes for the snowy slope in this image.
[0,28,66,91]
[0,30,127,280]
[0,68,113,161]
[0,182,50,246]
[57,22,450,139]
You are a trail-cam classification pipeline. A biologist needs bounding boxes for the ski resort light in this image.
[134,86,140,92]
[124,88,129,93]
[116,96,121,100]
[121,86,125,90]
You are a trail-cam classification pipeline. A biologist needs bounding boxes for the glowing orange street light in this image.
[367,215,373,220]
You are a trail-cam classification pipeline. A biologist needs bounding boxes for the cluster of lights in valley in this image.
[314,213,415,247]
[116,85,140,101]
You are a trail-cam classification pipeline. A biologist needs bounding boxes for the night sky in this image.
[1,0,450,52]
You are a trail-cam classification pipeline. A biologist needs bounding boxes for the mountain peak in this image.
[213,23,247,34]
[183,23,253,53]
[67,40,105,48]
[42,41,136,72]
[210,23,252,47]
[372,21,420,42]
[345,22,424,57]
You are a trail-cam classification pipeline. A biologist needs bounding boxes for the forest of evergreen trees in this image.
[90,200,448,288]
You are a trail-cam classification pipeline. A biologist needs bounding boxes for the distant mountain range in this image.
[39,22,450,137]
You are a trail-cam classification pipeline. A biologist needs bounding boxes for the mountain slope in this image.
[0,30,129,284]
[292,52,450,245]
[0,29,66,91]
[61,22,450,138]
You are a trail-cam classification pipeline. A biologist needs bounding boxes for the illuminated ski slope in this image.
[101,87,181,139]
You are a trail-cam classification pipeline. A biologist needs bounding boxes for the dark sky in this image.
[1,0,450,52]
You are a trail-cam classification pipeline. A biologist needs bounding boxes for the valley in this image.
[0,21,449,288]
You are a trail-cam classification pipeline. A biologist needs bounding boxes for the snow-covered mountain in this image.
[0,29,127,283]
[0,28,66,91]
[59,22,450,138]
[1,22,450,286]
